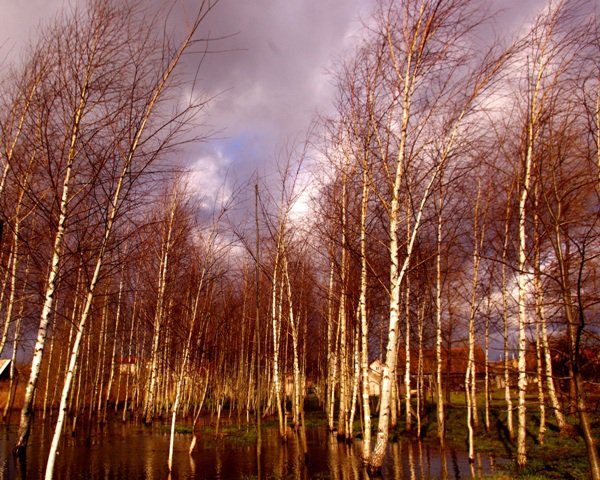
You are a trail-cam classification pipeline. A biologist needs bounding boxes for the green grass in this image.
[303,411,328,428]
[194,422,259,446]
[390,390,598,480]
[162,424,194,434]
[175,390,598,479]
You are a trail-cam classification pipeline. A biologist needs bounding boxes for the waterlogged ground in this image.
[0,417,502,479]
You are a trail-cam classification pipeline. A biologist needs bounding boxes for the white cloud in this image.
[187,149,232,210]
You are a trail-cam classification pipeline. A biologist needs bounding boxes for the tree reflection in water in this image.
[0,421,500,479]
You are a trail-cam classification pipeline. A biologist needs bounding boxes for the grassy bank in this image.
[384,390,597,479]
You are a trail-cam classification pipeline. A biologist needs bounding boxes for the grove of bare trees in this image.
[0,0,598,478]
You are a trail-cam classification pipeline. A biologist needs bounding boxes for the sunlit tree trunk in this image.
[326,259,337,431]
[270,249,285,438]
[0,60,43,198]
[516,39,546,472]
[404,274,412,432]
[416,303,424,437]
[145,193,179,424]
[466,182,484,462]
[337,165,349,438]
[283,256,302,430]
[0,168,30,358]
[501,190,514,440]
[390,371,398,429]
[551,216,600,479]
[103,276,124,423]
[42,327,56,420]
[348,325,360,439]
[44,6,209,467]
[169,267,206,472]
[369,126,438,472]
[533,188,566,432]
[596,86,600,187]
[534,309,546,444]
[516,142,532,468]
[122,292,137,421]
[14,49,90,454]
[3,257,28,423]
[359,160,371,458]
[94,295,109,419]
[435,198,445,446]
[484,298,490,433]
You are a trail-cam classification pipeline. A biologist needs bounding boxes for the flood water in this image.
[0,418,502,479]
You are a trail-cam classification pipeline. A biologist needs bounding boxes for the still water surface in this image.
[0,419,501,479]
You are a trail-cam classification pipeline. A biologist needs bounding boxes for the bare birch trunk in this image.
[404,275,411,432]
[42,330,56,420]
[95,297,110,418]
[416,304,424,437]
[271,251,285,438]
[435,203,445,445]
[466,343,475,463]
[103,277,124,423]
[484,300,490,433]
[3,258,28,422]
[169,268,206,472]
[553,222,600,479]
[325,259,337,431]
[369,148,438,471]
[516,49,545,471]
[283,256,302,430]
[14,85,82,454]
[516,121,533,469]
[44,9,208,468]
[337,167,349,438]
[534,312,546,443]
[359,163,371,459]
[145,194,178,424]
[466,183,484,461]
[348,326,360,439]
[533,191,566,432]
[122,296,137,421]
[0,64,43,198]
[0,175,28,358]
[596,86,600,187]
[501,193,514,440]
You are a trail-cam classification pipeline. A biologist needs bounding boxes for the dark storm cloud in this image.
[0,0,549,207]
[175,0,377,201]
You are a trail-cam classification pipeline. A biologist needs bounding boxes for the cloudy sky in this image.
[0,0,547,213]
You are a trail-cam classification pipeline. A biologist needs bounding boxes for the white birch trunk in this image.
[533,191,566,431]
[369,156,438,470]
[14,29,98,452]
[169,269,206,471]
[145,195,178,423]
[516,113,533,469]
[337,167,349,438]
[271,251,285,438]
[44,18,202,467]
[435,203,445,445]
[348,326,360,439]
[283,256,302,430]
[326,260,337,431]
[15,147,75,453]
[359,164,371,458]
[404,278,411,432]
[501,195,514,440]
[466,183,484,461]
[103,277,123,423]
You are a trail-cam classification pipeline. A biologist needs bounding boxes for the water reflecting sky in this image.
[0,419,501,479]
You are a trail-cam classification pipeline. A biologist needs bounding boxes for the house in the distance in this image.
[367,359,384,397]
[0,359,11,380]
[116,356,138,375]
